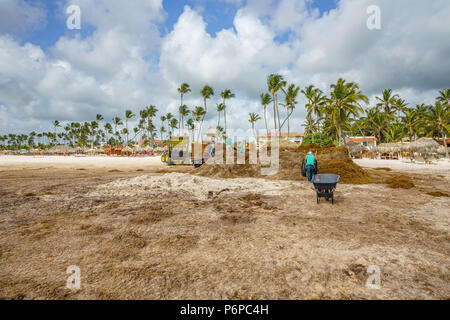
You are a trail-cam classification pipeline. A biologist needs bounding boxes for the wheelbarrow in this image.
[312,174,340,204]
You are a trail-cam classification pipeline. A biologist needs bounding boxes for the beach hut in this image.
[346,141,369,158]
[122,146,133,156]
[405,138,440,153]
[402,138,440,163]
[374,143,402,159]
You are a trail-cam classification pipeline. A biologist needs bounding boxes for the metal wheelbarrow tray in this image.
[312,174,340,204]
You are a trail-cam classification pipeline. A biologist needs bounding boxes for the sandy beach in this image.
[0,155,449,299]
[354,158,450,174]
[0,155,164,170]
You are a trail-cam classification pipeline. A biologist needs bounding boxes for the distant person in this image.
[209,140,216,157]
[226,137,232,150]
[305,151,316,182]
[239,143,244,154]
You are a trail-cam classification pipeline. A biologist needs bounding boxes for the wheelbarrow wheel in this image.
[317,195,320,204]
[331,195,334,204]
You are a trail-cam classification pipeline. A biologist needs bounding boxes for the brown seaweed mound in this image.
[384,175,415,189]
[191,144,373,184]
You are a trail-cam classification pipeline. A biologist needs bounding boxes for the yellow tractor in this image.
[161,135,212,167]
[161,136,191,166]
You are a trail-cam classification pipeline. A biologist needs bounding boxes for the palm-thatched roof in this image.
[346,141,369,153]
[404,138,440,154]
[374,143,402,154]
[437,146,447,155]
[48,145,69,153]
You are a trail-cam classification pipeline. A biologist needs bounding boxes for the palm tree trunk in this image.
[264,106,268,136]
[337,120,342,146]
[224,108,227,136]
[253,125,258,149]
[276,94,281,136]
[287,111,290,141]
[223,98,227,136]
[385,105,390,143]
[179,94,183,136]
[126,119,128,146]
[198,99,207,139]
[272,94,277,133]
[442,130,448,158]
[149,118,156,147]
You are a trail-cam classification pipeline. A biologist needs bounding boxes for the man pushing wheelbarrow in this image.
[302,151,318,182]
[302,150,340,204]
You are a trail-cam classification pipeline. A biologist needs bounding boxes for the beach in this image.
[0,155,165,170]
[0,155,449,299]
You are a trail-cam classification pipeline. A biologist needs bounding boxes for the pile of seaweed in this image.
[191,142,374,184]
[383,175,415,189]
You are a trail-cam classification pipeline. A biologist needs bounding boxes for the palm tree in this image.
[89,121,98,148]
[124,110,135,146]
[160,126,166,140]
[267,74,286,135]
[393,98,408,117]
[165,113,174,138]
[303,87,326,144]
[437,89,450,108]
[216,126,225,141]
[220,89,235,135]
[365,108,387,143]
[200,85,214,133]
[216,103,225,128]
[387,122,405,143]
[104,123,113,143]
[145,105,158,146]
[422,101,449,157]
[179,105,190,135]
[280,83,300,137]
[328,78,369,145]
[191,106,206,141]
[375,89,399,142]
[402,109,418,142]
[302,117,319,137]
[186,118,195,141]
[160,115,166,140]
[113,117,123,136]
[169,118,178,137]
[178,83,191,135]
[53,121,61,144]
[248,113,261,146]
[260,93,272,135]
[139,109,148,140]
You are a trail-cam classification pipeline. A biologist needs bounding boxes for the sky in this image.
[0,0,449,137]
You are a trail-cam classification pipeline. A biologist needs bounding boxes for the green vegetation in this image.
[0,79,448,156]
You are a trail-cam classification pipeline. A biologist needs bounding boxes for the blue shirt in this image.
[306,154,315,166]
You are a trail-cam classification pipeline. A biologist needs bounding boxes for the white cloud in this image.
[0,0,449,136]
[160,6,295,97]
[0,0,46,35]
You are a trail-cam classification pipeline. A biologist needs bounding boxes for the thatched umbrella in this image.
[122,146,133,154]
[404,138,439,154]
[437,145,447,155]
[346,142,369,154]
[374,143,402,154]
